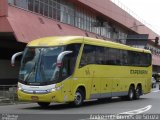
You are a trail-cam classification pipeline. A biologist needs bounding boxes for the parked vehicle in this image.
[152,77,156,88]
[152,73,160,82]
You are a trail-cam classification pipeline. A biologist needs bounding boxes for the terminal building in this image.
[0,0,160,85]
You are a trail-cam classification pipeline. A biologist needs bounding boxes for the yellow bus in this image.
[11,36,152,107]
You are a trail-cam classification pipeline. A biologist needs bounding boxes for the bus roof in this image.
[27,36,83,46]
[27,36,151,54]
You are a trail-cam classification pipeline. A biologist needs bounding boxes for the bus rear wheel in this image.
[134,85,141,100]
[37,102,50,108]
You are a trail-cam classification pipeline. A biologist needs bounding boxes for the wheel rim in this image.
[136,88,140,96]
[129,89,134,99]
[75,92,82,105]
[136,87,141,98]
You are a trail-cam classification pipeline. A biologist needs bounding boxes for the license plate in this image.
[31,96,39,101]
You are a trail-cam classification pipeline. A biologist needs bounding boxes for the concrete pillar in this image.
[0,0,8,17]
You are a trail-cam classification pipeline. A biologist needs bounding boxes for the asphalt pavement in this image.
[0,85,160,120]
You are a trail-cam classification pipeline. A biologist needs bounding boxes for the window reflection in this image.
[80,44,151,67]
[8,0,127,41]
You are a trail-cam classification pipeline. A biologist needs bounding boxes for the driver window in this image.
[60,44,81,80]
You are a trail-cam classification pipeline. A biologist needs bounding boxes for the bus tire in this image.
[37,102,50,108]
[73,89,84,106]
[134,85,141,100]
[127,86,135,100]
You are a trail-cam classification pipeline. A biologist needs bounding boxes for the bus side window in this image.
[106,48,117,65]
[95,46,105,64]
[121,50,128,66]
[140,53,151,67]
[80,45,96,67]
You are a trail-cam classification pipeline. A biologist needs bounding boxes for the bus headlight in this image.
[18,83,22,91]
[18,87,22,91]
[48,84,63,92]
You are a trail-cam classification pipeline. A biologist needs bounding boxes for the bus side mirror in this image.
[51,51,73,81]
[11,52,23,67]
[56,51,73,68]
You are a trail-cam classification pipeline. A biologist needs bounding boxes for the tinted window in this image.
[138,52,151,67]
[80,44,151,67]
[128,51,151,67]
[80,45,96,67]
[120,50,128,65]
[95,46,105,64]
[106,48,121,65]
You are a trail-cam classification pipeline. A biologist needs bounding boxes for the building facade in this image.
[0,0,160,85]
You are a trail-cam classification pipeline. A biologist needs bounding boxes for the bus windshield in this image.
[19,46,64,85]
[19,44,81,85]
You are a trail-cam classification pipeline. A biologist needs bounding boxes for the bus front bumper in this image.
[17,90,62,103]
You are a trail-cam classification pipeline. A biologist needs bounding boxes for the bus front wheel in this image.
[37,102,50,108]
[73,89,84,106]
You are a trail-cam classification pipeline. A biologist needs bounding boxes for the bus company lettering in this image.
[130,70,148,74]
